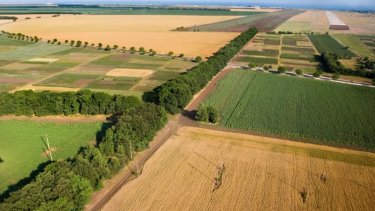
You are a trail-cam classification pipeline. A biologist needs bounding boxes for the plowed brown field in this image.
[102,126,375,211]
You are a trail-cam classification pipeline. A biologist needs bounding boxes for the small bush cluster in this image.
[196,104,219,123]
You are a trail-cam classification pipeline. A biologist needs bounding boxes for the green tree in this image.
[84,42,89,48]
[168,51,174,57]
[104,45,112,51]
[207,105,219,123]
[332,72,340,80]
[76,40,82,47]
[263,65,269,71]
[248,62,256,68]
[70,40,75,46]
[130,47,136,54]
[313,70,322,78]
[113,45,118,50]
[98,43,103,50]
[278,66,286,74]
[194,56,202,63]
[179,53,184,58]
[196,104,209,122]
[295,69,303,75]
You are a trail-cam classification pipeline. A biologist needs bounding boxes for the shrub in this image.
[313,70,322,78]
[278,66,286,74]
[295,69,303,75]
[207,106,219,123]
[194,56,202,63]
[332,72,340,80]
[263,65,269,71]
[168,51,174,56]
[248,62,256,68]
[104,45,111,51]
[196,104,209,122]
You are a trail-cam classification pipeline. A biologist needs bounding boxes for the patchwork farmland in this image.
[234,33,319,72]
[204,70,375,150]
[0,36,196,96]
[103,126,375,211]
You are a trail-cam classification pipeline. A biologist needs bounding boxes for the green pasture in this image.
[204,70,375,151]
[236,56,278,64]
[86,77,141,91]
[0,120,103,194]
[0,43,71,60]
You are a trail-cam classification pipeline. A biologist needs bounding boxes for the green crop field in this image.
[308,34,356,57]
[0,120,103,194]
[0,36,195,95]
[242,49,279,57]
[334,34,375,59]
[204,70,375,151]
[0,43,71,60]
[236,56,278,64]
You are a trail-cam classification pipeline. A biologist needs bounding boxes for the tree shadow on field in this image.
[181,109,197,121]
[0,161,51,202]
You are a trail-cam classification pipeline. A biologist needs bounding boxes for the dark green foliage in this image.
[278,66,286,73]
[194,56,202,63]
[196,104,219,123]
[295,69,303,75]
[0,102,168,210]
[313,70,322,78]
[0,157,3,163]
[0,161,93,211]
[308,34,356,58]
[147,28,258,114]
[0,90,140,116]
[332,72,340,80]
[319,53,374,78]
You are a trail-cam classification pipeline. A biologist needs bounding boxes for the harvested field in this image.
[204,70,375,150]
[106,68,153,78]
[0,15,241,57]
[103,126,375,211]
[326,11,349,30]
[187,10,302,32]
[230,8,282,13]
[333,12,375,35]
[276,10,330,33]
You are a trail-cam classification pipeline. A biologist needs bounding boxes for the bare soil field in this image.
[106,68,153,77]
[102,126,375,211]
[0,15,241,57]
[276,10,330,33]
[333,12,375,35]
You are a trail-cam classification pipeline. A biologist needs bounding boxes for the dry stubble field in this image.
[103,127,375,211]
[276,10,330,33]
[0,15,241,57]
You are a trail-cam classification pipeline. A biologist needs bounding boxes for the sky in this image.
[1,0,375,10]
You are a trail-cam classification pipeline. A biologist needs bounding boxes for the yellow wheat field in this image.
[0,15,241,57]
[102,126,375,211]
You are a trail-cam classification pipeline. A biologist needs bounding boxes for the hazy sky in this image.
[1,0,375,9]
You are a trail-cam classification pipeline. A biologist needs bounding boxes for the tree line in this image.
[0,97,167,210]
[319,52,374,79]
[145,27,258,114]
[0,90,140,116]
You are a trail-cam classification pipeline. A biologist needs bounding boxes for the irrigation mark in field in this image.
[349,180,375,193]
[224,73,257,126]
[194,152,220,168]
[188,163,214,182]
[267,172,308,203]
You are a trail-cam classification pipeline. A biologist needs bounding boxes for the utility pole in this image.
[45,134,53,161]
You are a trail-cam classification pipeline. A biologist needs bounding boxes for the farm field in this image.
[186,10,302,32]
[204,70,375,151]
[0,15,242,57]
[308,34,356,57]
[234,33,318,72]
[0,119,103,194]
[276,10,330,33]
[358,35,375,55]
[333,12,375,34]
[333,34,375,59]
[0,36,196,96]
[103,126,375,211]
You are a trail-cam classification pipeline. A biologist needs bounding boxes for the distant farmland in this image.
[308,34,356,57]
[204,70,375,151]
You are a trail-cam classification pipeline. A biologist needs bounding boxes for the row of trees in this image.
[319,52,374,79]
[0,16,18,22]
[0,90,140,116]
[146,27,258,114]
[1,31,41,42]
[0,99,167,210]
